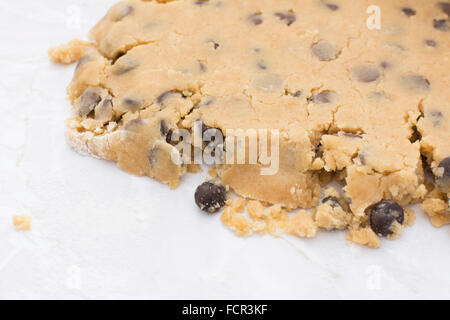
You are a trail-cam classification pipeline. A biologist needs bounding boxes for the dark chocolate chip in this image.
[321,196,341,208]
[370,200,405,237]
[160,120,170,138]
[325,3,339,11]
[248,13,263,25]
[208,40,220,50]
[353,64,380,83]
[437,2,450,16]
[112,56,138,75]
[95,97,113,121]
[198,61,207,72]
[402,7,416,17]
[380,61,391,69]
[75,55,90,70]
[257,62,267,70]
[436,157,450,192]
[429,110,443,126]
[122,97,141,112]
[310,91,336,104]
[292,90,302,97]
[401,74,430,92]
[342,132,363,139]
[311,41,339,61]
[434,18,449,31]
[358,152,366,165]
[201,123,224,142]
[113,5,134,22]
[274,12,296,26]
[370,91,388,100]
[148,146,159,168]
[157,90,181,105]
[425,39,437,47]
[162,124,178,144]
[78,90,101,117]
[194,0,209,6]
[194,182,227,213]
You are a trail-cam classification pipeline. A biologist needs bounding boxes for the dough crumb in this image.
[221,198,317,239]
[287,210,317,238]
[346,227,381,249]
[422,198,450,227]
[13,215,31,231]
[313,187,352,230]
[49,39,91,65]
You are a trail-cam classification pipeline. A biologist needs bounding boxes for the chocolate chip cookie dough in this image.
[51,0,450,248]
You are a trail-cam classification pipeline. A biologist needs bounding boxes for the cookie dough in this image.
[13,215,31,231]
[51,0,449,247]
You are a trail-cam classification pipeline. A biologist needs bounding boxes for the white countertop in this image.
[0,0,449,300]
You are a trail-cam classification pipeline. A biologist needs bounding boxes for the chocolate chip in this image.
[401,74,430,92]
[434,18,449,31]
[75,55,90,70]
[353,64,380,83]
[196,120,223,141]
[248,13,263,25]
[204,126,223,143]
[310,91,336,104]
[148,146,159,168]
[157,90,182,105]
[380,61,391,69]
[194,0,209,6]
[402,7,416,17]
[321,196,341,208]
[292,90,302,97]
[357,152,366,165]
[427,111,444,127]
[437,2,450,16]
[325,3,339,11]
[425,39,437,47]
[78,89,101,117]
[311,41,339,61]
[257,62,267,70]
[429,110,443,127]
[198,61,207,72]
[194,182,227,213]
[95,97,113,122]
[112,56,138,75]
[122,97,141,112]
[370,91,388,100]
[370,200,405,237]
[436,157,450,192]
[342,132,363,139]
[207,40,220,50]
[112,5,134,22]
[274,12,296,26]
[160,120,170,137]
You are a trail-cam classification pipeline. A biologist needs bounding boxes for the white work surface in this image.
[0,0,449,300]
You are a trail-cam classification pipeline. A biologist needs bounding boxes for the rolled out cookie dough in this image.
[51,0,450,247]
